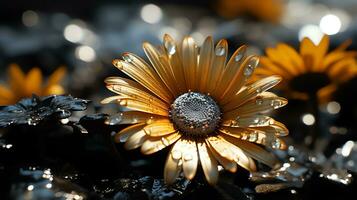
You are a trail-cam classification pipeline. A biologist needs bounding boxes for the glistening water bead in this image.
[169,92,221,137]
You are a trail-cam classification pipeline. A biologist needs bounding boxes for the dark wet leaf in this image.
[8,167,101,200]
[94,176,198,200]
[0,95,89,128]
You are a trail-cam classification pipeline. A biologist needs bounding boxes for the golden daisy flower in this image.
[254,35,357,103]
[216,0,284,23]
[0,64,66,105]
[102,34,288,185]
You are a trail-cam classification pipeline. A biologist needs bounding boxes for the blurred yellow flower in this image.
[254,35,357,103]
[0,64,66,105]
[216,0,284,23]
[102,34,288,185]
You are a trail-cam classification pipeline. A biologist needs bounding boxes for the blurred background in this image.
[1,0,356,98]
[1,0,357,199]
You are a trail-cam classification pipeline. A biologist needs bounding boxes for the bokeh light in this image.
[140,4,162,24]
[320,14,341,35]
[75,45,96,62]
[299,24,324,44]
[302,113,316,126]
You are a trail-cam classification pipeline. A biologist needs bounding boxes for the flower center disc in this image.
[170,92,221,136]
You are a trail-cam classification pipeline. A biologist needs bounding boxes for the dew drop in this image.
[215,47,225,56]
[122,54,133,63]
[119,99,128,106]
[164,41,176,55]
[271,100,283,109]
[244,66,254,77]
[234,53,244,62]
[256,87,262,93]
[244,57,259,77]
[272,139,281,149]
[183,153,193,161]
[113,59,123,69]
[107,113,123,125]
[161,137,170,146]
[255,98,263,105]
[27,118,38,126]
[249,133,258,142]
[171,150,182,160]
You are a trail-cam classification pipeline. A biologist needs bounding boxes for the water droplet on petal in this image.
[234,53,244,62]
[249,133,258,142]
[271,100,283,109]
[183,153,193,161]
[119,100,127,106]
[215,47,225,56]
[122,54,133,63]
[171,150,182,160]
[107,113,123,125]
[244,67,253,77]
[162,137,170,146]
[272,139,281,149]
[165,41,176,55]
[256,98,263,105]
[244,57,259,77]
[27,118,38,126]
[113,59,123,69]
[256,87,262,93]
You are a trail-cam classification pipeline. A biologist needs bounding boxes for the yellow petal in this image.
[322,51,357,72]
[266,47,300,76]
[106,111,168,125]
[206,138,237,172]
[117,98,169,116]
[300,37,318,72]
[197,141,218,185]
[206,136,251,171]
[250,120,289,137]
[0,85,14,105]
[8,64,25,96]
[221,134,278,167]
[104,77,168,109]
[216,45,248,101]
[143,121,176,137]
[164,139,185,184]
[163,34,187,93]
[113,58,172,103]
[143,42,179,96]
[219,127,266,142]
[206,39,228,93]
[258,57,292,78]
[124,129,147,150]
[25,67,43,96]
[312,35,329,71]
[223,92,287,120]
[197,36,214,92]
[114,123,146,143]
[181,36,198,91]
[222,115,274,128]
[141,132,181,155]
[44,85,65,95]
[181,139,199,180]
[219,127,286,150]
[43,66,66,94]
[276,43,305,73]
[222,75,282,110]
